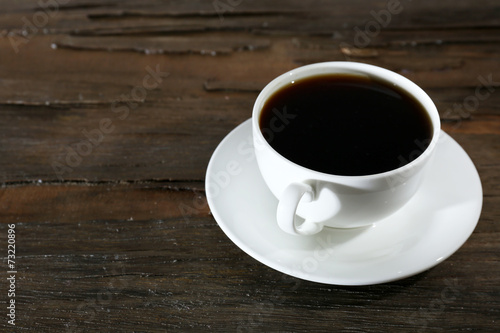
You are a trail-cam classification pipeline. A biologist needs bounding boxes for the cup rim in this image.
[252,61,441,180]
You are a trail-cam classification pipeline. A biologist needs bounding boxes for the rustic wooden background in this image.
[0,0,499,331]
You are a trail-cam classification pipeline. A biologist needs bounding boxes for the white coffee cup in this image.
[252,62,441,236]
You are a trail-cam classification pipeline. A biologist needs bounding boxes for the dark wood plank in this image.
[0,189,498,331]
[0,182,208,224]
[1,32,499,182]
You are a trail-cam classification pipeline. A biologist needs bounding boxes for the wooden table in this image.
[1,1,498,331]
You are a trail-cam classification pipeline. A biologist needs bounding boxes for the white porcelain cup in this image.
[252,62,441,236]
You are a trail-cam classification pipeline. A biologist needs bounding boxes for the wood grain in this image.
[0,0,499,332]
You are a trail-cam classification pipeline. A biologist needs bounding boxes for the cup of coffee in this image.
[252,62,440,236]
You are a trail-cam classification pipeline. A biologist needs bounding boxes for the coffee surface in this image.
[259,74,433,176]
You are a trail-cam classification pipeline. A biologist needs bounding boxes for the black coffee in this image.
[259,74,433,176]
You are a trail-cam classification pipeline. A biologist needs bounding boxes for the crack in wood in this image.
[52,35,270,55]
[1,179,204,188]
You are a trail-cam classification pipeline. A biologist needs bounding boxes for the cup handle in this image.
[277,182,324,236]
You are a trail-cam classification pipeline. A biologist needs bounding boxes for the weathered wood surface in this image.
[0,0,499,332]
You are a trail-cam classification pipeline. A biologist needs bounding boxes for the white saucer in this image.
[205,119,483,285]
